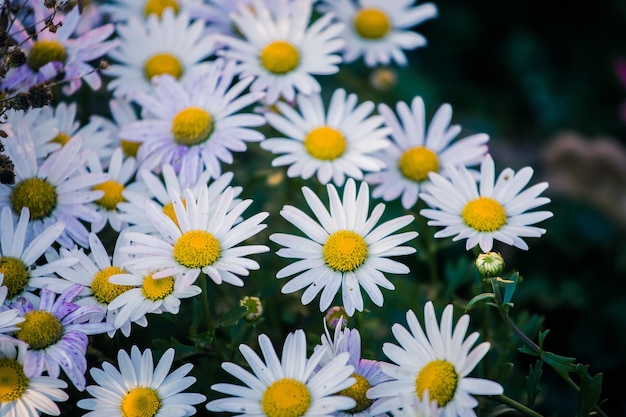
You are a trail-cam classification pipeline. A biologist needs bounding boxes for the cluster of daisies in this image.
[0,0,553,416]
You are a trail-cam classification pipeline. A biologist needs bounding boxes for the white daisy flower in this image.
[0,276,24,339]
[117,164,241,234]
[0,206,76,302]
[0,135,109,248]
[202,0,296,38]
[91,98,142,158]
[270,178,418,316]
[87,147,144,233]
[206,329,357,416]
[216,0,345,104]
[0,343,69,417]
[106,9,215,98]
[389,392,442,417]
[101,0,217,23]
[3,3,118,95]
[120,58,265,185]
[316,0,438,67]
[121,183,269,291]
[29,232,148,338]
[365,97,489,209]
[2,107,58,161]
[419,154,553,252]
[366,301,504,416]
[262,88,391,186]
[77,346,206,417]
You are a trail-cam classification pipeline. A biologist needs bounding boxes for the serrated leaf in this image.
[575,364,603,417]
[526,359,543,408]
[215,305,248,328]
[544,351,576,378]
[466,292,496,311]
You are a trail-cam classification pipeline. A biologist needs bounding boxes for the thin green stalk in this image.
[494,394,545,417]
[197,273,213,333]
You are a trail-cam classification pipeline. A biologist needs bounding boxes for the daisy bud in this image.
[240,296,263,322]
[369,67,397,92]
[475,251,505,278]
[325,306,349,331]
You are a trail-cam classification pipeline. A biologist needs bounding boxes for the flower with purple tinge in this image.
[3,2,118,95]
[0,134,109,248]
[316,319,392,417]
[2,107,58,161]
[9,284,113,391]
[120,58,265,185]
[101,0,217,23]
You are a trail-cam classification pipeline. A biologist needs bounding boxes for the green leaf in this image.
[152,337,203,360]
[215,305,248,328]
[526,359,543,408]
[466,292,496,311]
[484,404,519,417]
[575,364,603,417]
[544,351,576,379]
[189,331,214,348]
[502,271,520,305]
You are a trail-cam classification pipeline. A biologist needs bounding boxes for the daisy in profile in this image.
[316,0,438,67]
[77,346,206,417]
[367,301,503,416]
[316,319,391,417]
[207,329,357,416]
[121,184,269,290]
[271,179,417,316]
[0,135,109,248]
[120,58,265,185]
[419,154,553,252]
[216,0,345,104]
[262,88,391,186]
[0,206,75,302]
[9,284,112,391]
[3,3,117,95]
[365,97,489,209]
[0,343,69,417]
[117,164,241,234]
[106,9,215,98]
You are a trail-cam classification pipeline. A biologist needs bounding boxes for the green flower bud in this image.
[475,252,505,278]
[325,306,349,331]
[240,296,263,322]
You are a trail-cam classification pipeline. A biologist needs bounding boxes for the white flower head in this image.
[262,88,391,186]
[271,178,418,316]
[101,0,217,23]
[419,154,553,252]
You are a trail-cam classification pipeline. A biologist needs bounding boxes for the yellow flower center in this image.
[143,53,184,81]
[353,8,391,40]
[173,230,221,269]
[120,139,141,157]
[161,198,186,227]
[15,310,63,350]
[260,40,300,74]
[398,146,440,182]
[0,256,29,299]
[461,196,507,232]
[142,274,174,301]
[415,360,458,407]
[10,177,57,220]
[304,126,347,161]
[323,230,368,272]
[93,180,126,210]
[261,378,312,417]
[120,387,162,417]
[91,266,134,305]
[143,0,179,17]
[171,106,213,146]
[27,39,67,71]
[50,132,71,146]
[337,373,373,413]
[0,358,29,402]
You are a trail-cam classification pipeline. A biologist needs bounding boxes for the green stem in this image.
[197,274,213,333]
[494,394,545,417]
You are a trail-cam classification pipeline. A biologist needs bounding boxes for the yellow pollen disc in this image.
[93,180,126,210]
[0,256,29,299]
[337,373,373,413]
[120,387,162,417]
[91,266,134,305]
[461,196,507,232]
[143,0,179,17]
[10,177,57,220]
[304,126,347,161]
[171,106,213,146]
[398,146,440,182]
[50,132,71,146]
[323,230,368,272]
[162,198,187,227]
[27,39,67,71]
[353,8,391,40]
[120,139,141,157]
[173,229,221,269]
[260,40,300,74]
[415,360,458,406]
[261,378,312,417]
[0,358,29,402]
[15,310,63,350]
[143,53,184,81]
[142,274,174,301]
